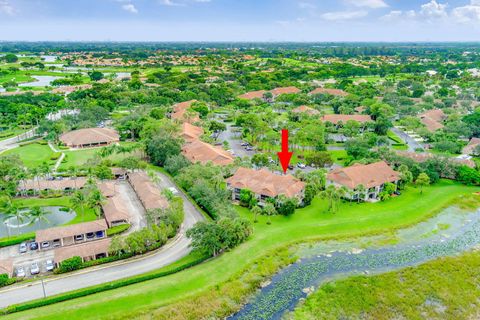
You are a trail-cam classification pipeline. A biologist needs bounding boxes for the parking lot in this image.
[0,242,55,278]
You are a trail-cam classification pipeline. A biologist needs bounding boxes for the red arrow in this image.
[277,129,293,174]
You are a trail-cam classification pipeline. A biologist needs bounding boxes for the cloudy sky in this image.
[0,0,479,41]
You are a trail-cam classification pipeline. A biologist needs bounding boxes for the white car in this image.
[19,243,27,253]
[297,163,306,169]
[168,187,179,195]
[30,262,40,275]
[45,260,55,272]
[15,267,25,278]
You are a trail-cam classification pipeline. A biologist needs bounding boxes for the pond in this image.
[229,206,480,320]
[0,206,76,238]
[41,55,57,63]
[18,75,62,87]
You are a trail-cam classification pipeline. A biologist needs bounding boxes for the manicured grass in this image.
[293,250,480,320]
[2,143,54,169]
[2,180,478,320]
[58,143,139,171]
[328,149,348,165]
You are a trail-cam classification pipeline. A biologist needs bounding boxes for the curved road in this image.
[0,171,205,309]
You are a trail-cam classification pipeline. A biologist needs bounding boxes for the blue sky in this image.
[0,0,479,41]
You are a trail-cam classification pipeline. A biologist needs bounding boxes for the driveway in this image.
[0,171,204,309]
[391,127,424,152]
[216,123,255,158]
[0,128,37,153]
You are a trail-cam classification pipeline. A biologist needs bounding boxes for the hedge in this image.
[1,255,208,315]
[0,233,35,248]
[106,224,131,237]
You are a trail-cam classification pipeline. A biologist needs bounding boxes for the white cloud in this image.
[419,0,448,19]
[298,2,316,9]
[0,0,15,15]
[121,3,138,13]
[321,10,368,21]
[159,0,185,6]
[345,0,388,9]
[380,9,416,21]
[452,0,480,23]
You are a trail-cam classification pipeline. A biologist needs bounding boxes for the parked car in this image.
[30,262,40,275]
[240,142,249,147]
[29,242,39,251]
[45,260,55,272]
[86,232,95,239]
[297,163,306,169]
[288,165,294,170]
[95,231,105,238]
[41,241,50,249]
[75,234,84,241]
[245,146,254,151]
[19,243,27,254]
[168,187,179,195]
[15,267,25,278]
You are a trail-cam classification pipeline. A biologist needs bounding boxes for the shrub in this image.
[56,256,83,273]
[106,224,131,237]
[0,233,35,248]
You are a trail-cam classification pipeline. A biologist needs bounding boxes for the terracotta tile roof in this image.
[19,177,87,191]
[0,259,13,276]
[98,181,116,198]
[36,220,108,243]
[321,114,372,124]
[102,194,130,226]
[111,167,127,176]
[327,161,400,189]
[237,90,267,100]
[226,168,306,198]
[171,100,200,123]
[270,86,301,96]
[291,105,320,116]
[463,137,480,155]
[54,238,111,263]
[128,172,169,210]
[182,140,234,166]
[418,109,446,132]
[51,84,92,95]
[310,87,348,97]
[397,151,476,168]
[181,122,204,142]
[60,128,119,147]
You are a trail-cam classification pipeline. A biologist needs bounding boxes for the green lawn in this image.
[3,180,478,320]
[58,143,139,171]
[293,250,480,320]
[2,143,54,169]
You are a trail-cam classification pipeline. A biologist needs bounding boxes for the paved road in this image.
[391,127,424,152]
[0,171,204,309]
[217,123,255,158]
[0,128,37,153]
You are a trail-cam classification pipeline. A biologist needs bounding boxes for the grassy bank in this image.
[292,249,480,320]
[2,180,478,320]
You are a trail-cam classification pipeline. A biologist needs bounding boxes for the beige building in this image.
[327,161,400,202]
[60,128,120,148]
[226,168,306,206]
[54,238,111,266]
[182,140,234,166]
[36,220,108,250]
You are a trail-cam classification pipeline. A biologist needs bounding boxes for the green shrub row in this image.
[50,152,62,160]
[0,274,17,288]
[106,223,131,237]
[0,233,34,248]
[1,255,208,315]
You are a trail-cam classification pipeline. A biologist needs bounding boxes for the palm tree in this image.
[87,189,106,219]
[320,185,337,213]
[68,166,79,189]
[251,205,262,223]
[70,190,87,221]
[262,203,276,225]
[356,184,366,203]
[4,203,23,235]
[29,206,49,225]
